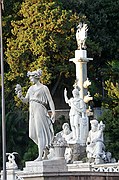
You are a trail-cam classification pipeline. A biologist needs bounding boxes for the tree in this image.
[5,0,81,89]
[0,106,29,169]
[99,106,119,160]
[98,60,119,160]
[79,0,119,58]
[2,0,23,72]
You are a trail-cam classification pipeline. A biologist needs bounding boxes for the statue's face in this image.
[91,124,98,132]
[29,76,38,84]
[63,125,70,135]
[72,89,79,97]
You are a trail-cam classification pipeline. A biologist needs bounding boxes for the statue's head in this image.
[62,123,70,135]
[72,88,80,97]
[90,119,98,126]
[27,69,42,84]
[90,119,98,132]
[27,69,42,79]
[77,22,83,30]
[62,123,69,129]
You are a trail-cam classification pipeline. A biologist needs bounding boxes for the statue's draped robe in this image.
[26,84,54,149]
[86,130,105,158]
[68,97,86,126]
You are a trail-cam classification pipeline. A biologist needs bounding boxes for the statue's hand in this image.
[15,84,23,99]
[64,88,67,93]
[64,88,67,96]
[17,90,22,98]
[15,84,22,94]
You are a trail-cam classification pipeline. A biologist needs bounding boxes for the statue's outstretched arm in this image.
[15,84,28,103]
[64,88,69,104]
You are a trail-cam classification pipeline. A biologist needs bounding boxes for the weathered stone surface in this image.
[23,159,68,173]
[69,144,87,162]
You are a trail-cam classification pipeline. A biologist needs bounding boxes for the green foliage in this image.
[0,108,29,169]
[4,0,23,16]
[3,0,23,52]
[6,110,29,158]
[80,0,119,59]
[6,0,81,87]
[22,141,38,166]
[99,106,119,159]
[104,81,119,107]
[105,60,119,82]
[6,110,28,150]
[98,60,119,160]
[100,60,119,108]
[58,0,85,12]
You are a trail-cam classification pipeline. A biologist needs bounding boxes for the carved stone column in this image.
[70,49,93,99]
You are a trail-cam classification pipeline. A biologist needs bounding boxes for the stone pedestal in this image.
[23,159,68,173]
[69,144,86,162]
[67,162,91,172]
[1,169,17,180]
[75,50,87,59]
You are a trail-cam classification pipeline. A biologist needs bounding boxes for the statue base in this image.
[69,144,87,162]
[23,159,68,173]
[75,49,87,59]
[67,162,91,171]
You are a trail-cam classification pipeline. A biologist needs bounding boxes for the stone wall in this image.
[1,161,119,180]
[48,109,70,121]
[5,171,119,180]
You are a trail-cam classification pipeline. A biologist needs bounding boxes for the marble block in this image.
[23,159,68,173]
[67,162,91,172]
[75,50,87,59]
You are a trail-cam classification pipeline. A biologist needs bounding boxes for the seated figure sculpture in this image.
[86,119,105,164]
[64,87,86,142]
[54,123,73,163]
[55,123,73,143]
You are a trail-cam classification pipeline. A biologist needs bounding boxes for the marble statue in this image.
[83,91,93,103]
[64,87,86,142]
[76,22,88,50]
[86,120,105,163]
[64,146,73,163]
[53,123,73,163]
[15,69,55,161]
[103,151,116,163]
[83,78,91,89]
[55,123,73,143]
[6,152,18,169]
